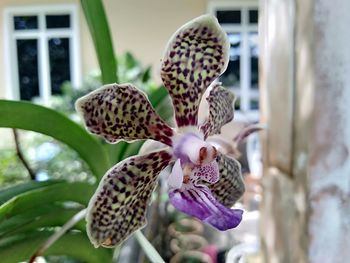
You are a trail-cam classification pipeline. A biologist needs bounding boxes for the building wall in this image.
[0,0,206,99]
[104,0,207,83]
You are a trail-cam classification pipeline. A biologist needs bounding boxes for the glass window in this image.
[221,33,241,88]
[14,16,38,30]
[46,15,70,29]
[249,9,259,24]
[250,98,259,110]
[250,32,259,89]
[216,10,241,24]
[213,6,259,114]
[7,6,79,104]
[235,97,241,111]
[48,38,71,94]
[16,39,39,100]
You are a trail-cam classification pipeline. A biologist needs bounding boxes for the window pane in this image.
[14,16,38,30]
[16,39,39,100]
[250,32,259,89]
[48,38,71,94]
[235,97,241,111]
[250,98,259,110]
[249,9,259,24]
[220,33,240,88]
[216,10,241,24]
[46,15,70,29]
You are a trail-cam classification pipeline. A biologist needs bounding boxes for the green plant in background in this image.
[50,51,160,116]
[0,51,170,187]
[0,0,172,262]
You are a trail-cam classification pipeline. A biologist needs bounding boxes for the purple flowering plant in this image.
[76,15,245,248]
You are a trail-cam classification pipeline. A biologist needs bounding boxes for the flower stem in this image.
[29,208,87,263]
[135,230,166,263]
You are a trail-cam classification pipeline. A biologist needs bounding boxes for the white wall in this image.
[0,0,207,99]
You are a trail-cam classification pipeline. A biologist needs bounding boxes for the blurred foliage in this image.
[0,148,29,185]
[0,49,171,185]
[49,51,160,115]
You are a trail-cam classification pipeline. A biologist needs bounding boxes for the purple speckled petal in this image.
[161,15,230,127]
[191,160,220,185]
[169,186,243,230]
[76,83,174,146]
[86,150,172,248]
[200,83,236,139]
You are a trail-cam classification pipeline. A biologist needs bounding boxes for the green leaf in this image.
[125,52,138,69]
[0,181,95,224]
[120,141,144,160]
[0,180,62,205]
[104,141,129,165]
[81,0,118,84]
[0,100,110,178]
[0,205,85,238]
[142,66,152,83]
[147,85,169,108]
[0,231,112,263]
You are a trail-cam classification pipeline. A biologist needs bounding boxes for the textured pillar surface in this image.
[260,0,350,262]
[309,1,350,262]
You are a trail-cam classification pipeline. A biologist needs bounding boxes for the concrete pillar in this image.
[260,0,350,262]
[309,0,350,262]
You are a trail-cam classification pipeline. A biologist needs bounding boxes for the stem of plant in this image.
[29,208,87,263]
[135,230,166,263]
[12,129,36,180]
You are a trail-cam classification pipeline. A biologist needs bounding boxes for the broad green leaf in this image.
[148,86,169,109]
[0,181,95,223]
[104,141,129,165]
[0,100,110,178]
[120,141,144,160]
[0,205,85,238]
[81,0,118,84]
[0,231,112,263]
[0,180,62,205]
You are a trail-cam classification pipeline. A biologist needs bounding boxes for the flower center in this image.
[172,131,217,165]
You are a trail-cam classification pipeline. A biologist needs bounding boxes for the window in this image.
[208,1,259,121]
[4,5,81,104]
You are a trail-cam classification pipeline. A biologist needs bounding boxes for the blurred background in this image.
[0,0,349,263]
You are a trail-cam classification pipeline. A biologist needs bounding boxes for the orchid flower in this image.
[76,15,245,248]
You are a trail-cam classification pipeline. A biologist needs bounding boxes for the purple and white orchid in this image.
[76,15,245,248]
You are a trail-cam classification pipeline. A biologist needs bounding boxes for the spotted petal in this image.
[86,150,172,248]
[200,84,235,139]
[208,153,245,207]
[169,186,243,230]
[161,15,230,127]
[76,83,174,146]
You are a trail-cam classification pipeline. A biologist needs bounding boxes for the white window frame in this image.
[3,4,81,105]
[208,0,259,122]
